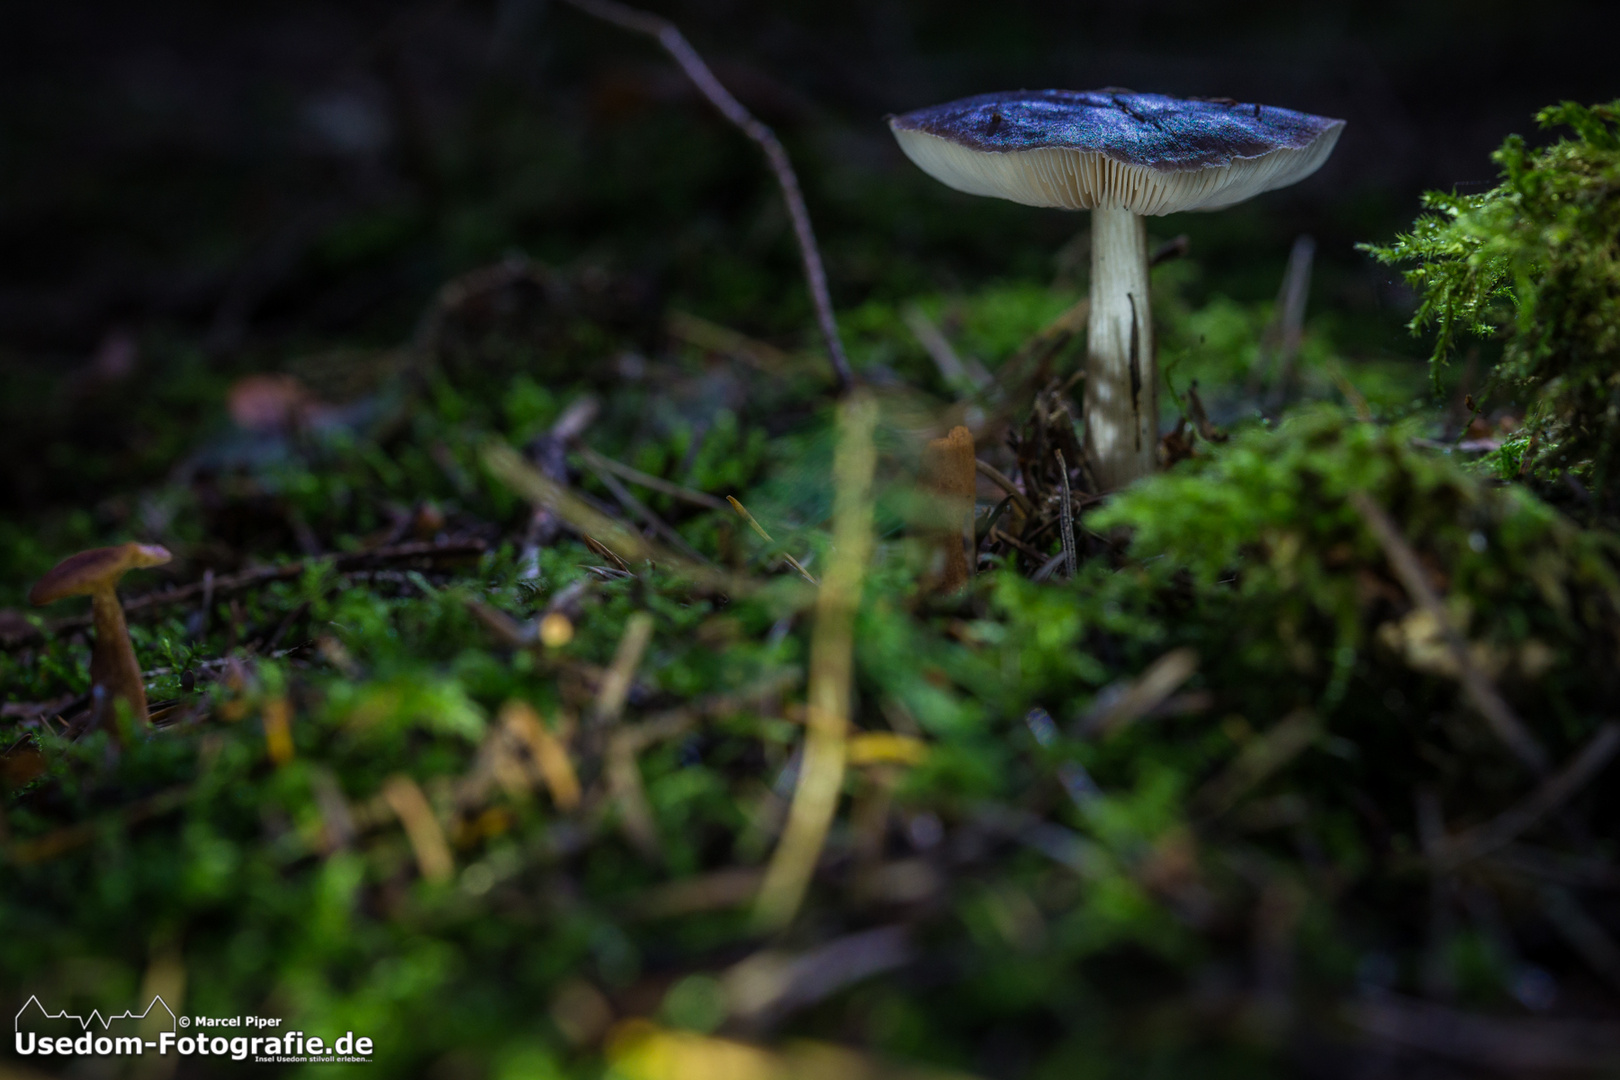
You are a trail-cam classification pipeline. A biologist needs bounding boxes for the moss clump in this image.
[1094,406,1620,766]
[1363,101,1620,500]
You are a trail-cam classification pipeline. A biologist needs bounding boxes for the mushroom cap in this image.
[890,89,1344,215]
[28,543,173,606]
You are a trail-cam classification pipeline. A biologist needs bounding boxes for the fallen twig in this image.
[486,441,788,599]
[558,0,853,394]
[904,305,990,395]
[1195,709,1319,818]
[987,526,1048,566]
[666,311,808,379]
[1055,449,1077,580]
[1351,490,1549,774]
[1077,648,1202,736]
[1486,844,1620,890]
[974,459,1034,517]
[382,775,455,884]
[1435,723,1620,869]
[1255,234,1315,409]
[25,539,487,641]
[574,447,729,511]
[580,454,714,564]
[593,613,655,729]
[969,299,1089,441]
[1345,994,1620,1071]
[755,393,877,929]
[6,785,191,865]
[1541,883,1620,990]
[626,867,767,920]
[723,925,911,1028]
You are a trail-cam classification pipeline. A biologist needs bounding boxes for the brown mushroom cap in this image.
[28,543,172,606]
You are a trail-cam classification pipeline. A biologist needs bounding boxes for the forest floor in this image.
[4,11,1619,1078]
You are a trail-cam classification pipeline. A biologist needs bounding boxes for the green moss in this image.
[1363,100,1620,496]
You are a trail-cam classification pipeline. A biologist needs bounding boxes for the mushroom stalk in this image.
[29,541,171,737]
[88,586,149,724]
[1084,206,1157,489]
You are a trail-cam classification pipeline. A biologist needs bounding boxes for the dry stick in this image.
[1345,995,1620,1072]
[667,311,806,379]
[1436,723,1620,870]
[1195,709,1320,818]
[6,784,191,865]
[558,0,853,394]
[1252,235,1315,406]
[1055,449,1078,580]
[593,613,654,728]
[580,454,713,564]
[974,459,1035,517]
[1350,491,1550,775]
[755,393,878,929]
[381,775,454,884]
[1541,884,1620,990]
[26,540,487,640]
[1270,235,1316,407]
[485,442,786,599]
[904,305,991,394]
[574,447,729,511]
[607,733,663,861]
[988,526,1048,565]
[592,613,661,858]
[1077,647,1201,737]
[969,298,1090,442]
[498,701,582,812]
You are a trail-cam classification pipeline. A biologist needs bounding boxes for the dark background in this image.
[1,0,1616,510]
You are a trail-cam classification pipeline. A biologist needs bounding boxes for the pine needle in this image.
[727,496,818,584]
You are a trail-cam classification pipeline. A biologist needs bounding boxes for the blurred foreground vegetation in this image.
[5,76,1620,1079]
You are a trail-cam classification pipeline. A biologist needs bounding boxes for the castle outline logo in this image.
[15,993,178,1034]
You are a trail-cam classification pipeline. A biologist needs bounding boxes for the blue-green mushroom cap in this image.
[890,89,1345,214]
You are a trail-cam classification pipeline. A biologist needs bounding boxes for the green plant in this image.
[1362,100,1620,495]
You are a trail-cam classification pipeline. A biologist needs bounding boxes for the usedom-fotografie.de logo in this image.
[15,995,375,1063]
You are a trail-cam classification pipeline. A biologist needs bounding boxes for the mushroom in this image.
[889,89,1344,488]
[29,543,172,731]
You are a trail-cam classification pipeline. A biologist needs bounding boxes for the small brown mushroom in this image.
[922,425,978,593]
[29,543,172,731]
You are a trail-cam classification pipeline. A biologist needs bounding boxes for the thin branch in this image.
[558,0,853,394]
[485,441,792,599]
[1055,449,1077,580]
[574,446,729,511]
[577,453,715,564]
[904,305,990,395]
[1436,723,1620,869]
[1346,995,1620,1072]
[1252,234,1315,407]
[988,526,1048,566]
[592,612,655,729]
[755,393,877,929]
[1350,491,1550,775]
[21,540,487,642]
[974,459,1035,517]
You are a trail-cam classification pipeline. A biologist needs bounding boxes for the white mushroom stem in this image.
[1083,205,1157,489]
